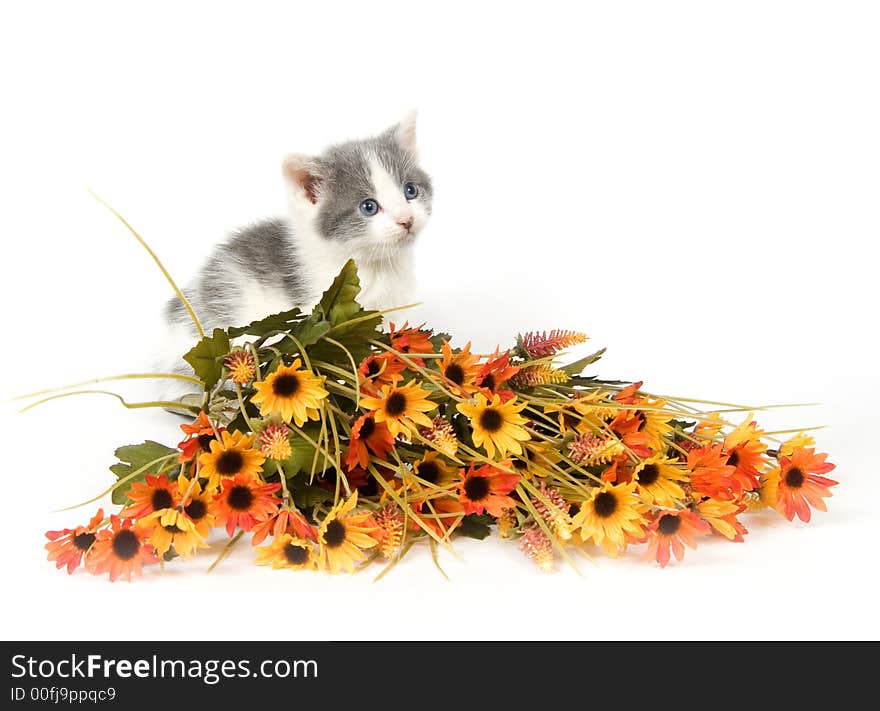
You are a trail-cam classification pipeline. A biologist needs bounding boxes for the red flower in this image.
[457,462,520,517]
[475,349,520,402]
[409,497,466,538]
[44,509,105,574]
[772,448,837,522]
[388,321,435,367]
[85,515,158,582]
[251,508,316,546]
[122,474,178,519]
[358,352,407,390]
[644,510,711,568]
[345,413,395,471]
[211,473,282,536]
[177,411,225,463]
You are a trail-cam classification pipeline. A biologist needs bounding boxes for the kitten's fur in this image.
[157,114,432,401]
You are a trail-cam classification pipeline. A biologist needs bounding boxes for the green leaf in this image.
[458,513,494,540]
[291,314,332,347]
[281,424,324,477]
[183,328,230,389]
[109,440,178,505]
[315,259,362,326]
[292,485,335,509]
[561,348,607,376]
[307,310,382,363]
[228,308,303,339]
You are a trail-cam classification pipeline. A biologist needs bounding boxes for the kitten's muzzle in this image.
[397,217,414,232]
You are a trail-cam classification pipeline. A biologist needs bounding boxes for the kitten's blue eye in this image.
[404,182,419,200]
[359,199,380,217]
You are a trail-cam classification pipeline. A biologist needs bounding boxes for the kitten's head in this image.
[283,113,432,258]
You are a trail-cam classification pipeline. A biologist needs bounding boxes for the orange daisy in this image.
[696,497,748,542]
[251,508,316,546]
[645,510,711,568]
[360,379,436,437]
[345,412,396,471]
[457,462,520,517]
[409,496,467,538]
[212,472,282,536]
[122,474,178,519]
[687,444,738,500]
[176,475,216,538]
[177,411,225,463]
[475,349,520,402]
[723,415,767,492]
[608,410,655,458]
[771,447,837,522]
[437,340,480,394]
[85,515,158,582]
[44,509,105,574]
[388,321,434,366]
[358,352,408,389]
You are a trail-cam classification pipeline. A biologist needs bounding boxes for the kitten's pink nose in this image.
[397,217,414,232]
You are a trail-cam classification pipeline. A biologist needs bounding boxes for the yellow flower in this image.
[411,451,458,490]
[258,423,292,460]
[251,359,328,426]
[317,492,381,574]
[198,430,265,491]
[176,475,216,537]
[779,433,816,457]
[458,393,530,458]
[254,534,317,571]
[632,456,688,507]
[224,349,256,384]
[142,508,207,559]
[572,481,645,557]
[360,379,436,438]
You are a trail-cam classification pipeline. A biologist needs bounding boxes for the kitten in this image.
[157,113,432,402]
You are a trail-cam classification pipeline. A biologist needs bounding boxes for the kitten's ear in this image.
[282,154,323,204]
[390,110,418,155]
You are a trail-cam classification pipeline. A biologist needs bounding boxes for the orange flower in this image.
[212,472,282,536]
[608,410,654,458]
[44,509,105,574]
[696,497,748,542]
[358,352,407,389]
[345,413,396,471]
[224,349,256,384]
[251,508,316,546]
[177,411,224,463]
[437,340,480,394]
[176,476,216,538]
[457,462,520,517]
[644,510,711,568]
[388,321,434,366]
[771,447,837,522]
[85,515,158,582]
[122,474,178,519]
[613,381,643,404]
[723,415,767,492]
[409,497,467,538]
[475,349,520,402]
[687,444,738,500]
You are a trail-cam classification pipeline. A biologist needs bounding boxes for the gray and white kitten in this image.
[158,113,432,401]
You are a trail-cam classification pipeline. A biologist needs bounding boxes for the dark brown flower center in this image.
[324,519,346,548]
[197,434,216,451]
[272,373,300,397]
[151,488,173,510]
[111,529,140,561]
[227,485,254,511]
[417,461,441,484]
[513,458,528,471]
[283,543,310,565]
[638,464,660,486]
[444,363,465,385]
[593,491,618,518]
[481,374,496,391]
[464,475,490,501]
[365,359,381,376]
[479,408,503,432]
[184,499,207,521]
[658,513,681,535]
[72,532,96,551]
[727,450,740,467]
[562,412,580,430]
[359,416,376,439]
[785,467,805,488]
[635,411,647,431]
[385,392,407,417]
[216,450,244,475]
[163,524,183,534]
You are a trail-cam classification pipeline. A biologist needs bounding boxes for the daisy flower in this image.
[255,534,317,571]
[176,475,216,538]
[437,340,480,394]
[345,412,395,471]
[212,472,281,536]
[360,379,436,438]
[632,456,688,507]
[687,444,738,500]
[224,349,256,384]
[86,515,158,582]
[458,392,530,458]
[122,474,178,519]
[723,415,767,492]
[358,352,407,389]
[644,510,711,568]
[251,359,328,426]
[457,462,520,517]
[251,508,316,546]
[695,497,748,542]
[475,349,520,401]
[412,451,458,489]
[409,496,466,539]
[317,492,381,573]
[44,509,105,574]
[258,423,292,461]
[198,430,265,491]
[177,411,225,463]
[141,508,207,559]
[388,321,434,366]
[770,447,837,522]
[572,481,645,557]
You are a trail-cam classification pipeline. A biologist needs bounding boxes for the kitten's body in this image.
[158,115,431,401]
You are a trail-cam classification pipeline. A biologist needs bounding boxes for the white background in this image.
[1,1,878,640]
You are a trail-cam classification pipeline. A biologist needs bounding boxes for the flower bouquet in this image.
[33,209,837,581]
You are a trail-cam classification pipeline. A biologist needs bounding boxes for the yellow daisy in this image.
[632,456,688,507]
[141,508,207,559]
[572,481,645,557]
[251,359,328,426]
[360,379,436,438]
[458,393,530,458]
[411,451,458,490]
[198,430,265,491]
[317,492,380,574]
[254,534,317,571]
